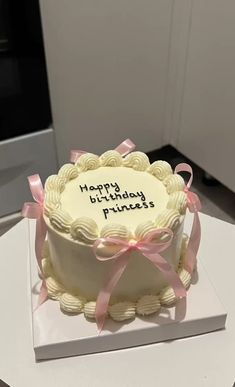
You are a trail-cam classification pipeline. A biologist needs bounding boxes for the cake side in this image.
[45,217,184,301]
[42,234,191,321]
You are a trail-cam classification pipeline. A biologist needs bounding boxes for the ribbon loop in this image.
[114,138,136,156]
[94,237,130,262]
[70,150,88,163]
[174,162,201,213]
[174,163,193,190]
[27,174,44,205]
[70,138,136,163]
[139,228,173,252]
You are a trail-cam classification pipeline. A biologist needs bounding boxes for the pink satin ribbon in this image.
[174,163,201,274]
[70,150,88,163]
[21,174,48,307]
[70,138,136,163]
[114,138,136,157]
[93,228,186,332]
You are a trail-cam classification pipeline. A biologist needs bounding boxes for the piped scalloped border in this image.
[43,151,188,245]
[42,236,192,323]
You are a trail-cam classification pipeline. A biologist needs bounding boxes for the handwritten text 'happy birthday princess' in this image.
[79,182,155,219]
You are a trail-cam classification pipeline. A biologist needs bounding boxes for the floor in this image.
[0,146,234,237]
[148,146,235,225]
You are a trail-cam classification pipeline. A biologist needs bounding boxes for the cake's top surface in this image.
[60,166,168,229]
[44,150,187,244]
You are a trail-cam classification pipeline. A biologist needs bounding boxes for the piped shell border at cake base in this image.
[41,237,193,324]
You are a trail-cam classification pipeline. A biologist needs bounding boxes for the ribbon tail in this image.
[37,279,48,307]
[144,252,186,299]
[184,212,201,274]
[95,252,130,332]
[35,216,48,303]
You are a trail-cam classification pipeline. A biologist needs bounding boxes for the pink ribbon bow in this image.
[21,174,48,307]
[93,228,186,332]
[70,138,136,163]
[174,163,201,274]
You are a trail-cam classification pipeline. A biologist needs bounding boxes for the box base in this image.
[28,222,227,361]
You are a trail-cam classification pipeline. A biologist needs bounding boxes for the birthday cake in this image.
[25,140,201,329]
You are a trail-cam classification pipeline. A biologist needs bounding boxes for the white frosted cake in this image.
[40,145,195,325]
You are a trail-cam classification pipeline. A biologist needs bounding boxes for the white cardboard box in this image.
[28,221,227,361]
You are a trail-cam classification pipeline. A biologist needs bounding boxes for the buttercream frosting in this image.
[41,237,192,323]
[44,175,66,193]
[136,295,161,316]
[56,166,170,233]
[155,209,181,230]
[99,150,123,167]
[76,153,100,171]
[167,191,187,214]
[41,257,53,278]
[163,174,185,194]
[148,160,172,180]
[58,163,79,181]
[159,265,191,306]
[159,286,176,306]
[100,223,130,240]
[40,145,195,326]
[42,240,50,258]
[108,301,136,321]
[135,220,156,240]
[46,276,64,300]
[49,209,73,233]
[70,217,99,244]
[44,191,61,217]
[123,151,150,171]
[60,293,85,313]
[44,148,187,241]
[84,301,96,319]
[178,268,191,289]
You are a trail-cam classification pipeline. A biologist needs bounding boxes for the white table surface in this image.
[0,213,234,387]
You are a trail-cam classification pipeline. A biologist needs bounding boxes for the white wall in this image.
[40,0,235,191]
[40,0,174,164]
[173,0,235,191]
